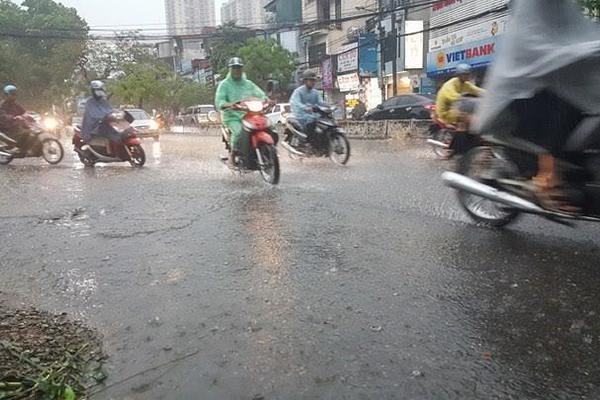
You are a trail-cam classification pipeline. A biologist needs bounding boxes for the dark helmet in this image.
[302,71,317,82]
[228,57,244,68]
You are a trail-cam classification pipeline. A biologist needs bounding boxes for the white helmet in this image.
[90,80,107,98]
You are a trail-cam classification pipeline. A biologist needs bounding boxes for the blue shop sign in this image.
[427,36,501,77]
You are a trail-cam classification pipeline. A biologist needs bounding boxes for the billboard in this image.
[322,58,334,90]
[337,73,360,92]
[337,44,358,73]
[427,36,500,76]
[429,15,508,52]
[358,32,378,77]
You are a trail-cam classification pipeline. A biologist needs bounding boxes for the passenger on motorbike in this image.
[435,64,484,127]
[0,85,29,152]
[81,81,118,144]
[215,57,268,166]
[289,71,327,146]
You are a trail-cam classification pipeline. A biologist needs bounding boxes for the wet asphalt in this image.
[0,133,599,400]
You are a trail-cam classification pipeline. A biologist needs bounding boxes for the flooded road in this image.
[1,134,599,399]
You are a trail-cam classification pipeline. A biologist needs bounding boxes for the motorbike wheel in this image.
[77,151,96,167]
[258,144,280,185]
[129,144,146,168]
[329,134,351,165]
[42,139,64,165]
[432,129,454,159]
[456,146,520,228]
[0,152,14,165]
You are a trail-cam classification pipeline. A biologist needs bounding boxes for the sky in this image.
[14,0,227,29]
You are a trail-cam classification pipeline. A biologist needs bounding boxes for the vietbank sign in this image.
[427,36,500,76]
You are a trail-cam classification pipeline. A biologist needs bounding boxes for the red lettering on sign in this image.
[466,48,472,59]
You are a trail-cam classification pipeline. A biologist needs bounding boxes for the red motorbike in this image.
[73,110,146,168]
[221,97,280,185]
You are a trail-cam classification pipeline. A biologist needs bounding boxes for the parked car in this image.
[123,108,160,139]
[267,103,291,131]
[363,94,436,121]
[176,105,219,126]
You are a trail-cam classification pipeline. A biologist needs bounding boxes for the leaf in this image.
[62,385,76,400]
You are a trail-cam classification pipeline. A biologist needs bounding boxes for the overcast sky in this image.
[15,0,227,28]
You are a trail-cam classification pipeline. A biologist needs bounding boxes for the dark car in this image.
[364,94,436,120]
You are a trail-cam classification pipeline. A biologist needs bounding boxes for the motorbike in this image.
[72,110,146,168]
[442,0,600,228]
[427,96,482,160]
[0,114,64,165]
[282,104,351,165]
[220,97,280,185]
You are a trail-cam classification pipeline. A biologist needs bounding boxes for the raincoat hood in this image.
[476,0,600,133]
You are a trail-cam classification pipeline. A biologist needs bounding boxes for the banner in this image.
[405,20,424,70]
[358,32,378,77]
[337,73,360,92]
[321,58,334,90]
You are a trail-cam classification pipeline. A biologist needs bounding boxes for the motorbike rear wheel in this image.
[329,134,350,165]
[0,152,14,165]
[457,146,520,227]
[258,144,280,185]
[42,139,64,165]
[129,144,146,168]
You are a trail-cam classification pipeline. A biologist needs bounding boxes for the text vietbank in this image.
[445,43,495,63]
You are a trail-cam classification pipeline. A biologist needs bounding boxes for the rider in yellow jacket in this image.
[436,64,484,125]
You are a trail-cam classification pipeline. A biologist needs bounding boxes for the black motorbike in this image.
[0,114,64,165]
[282,105,350,165]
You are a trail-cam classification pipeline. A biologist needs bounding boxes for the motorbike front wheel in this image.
[42,139,64,165]
[129,144,146,168]
[456,146,520,227]
[257,144,280,185]
[329,134,350,165]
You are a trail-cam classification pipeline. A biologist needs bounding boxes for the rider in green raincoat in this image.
[215,57,267,164]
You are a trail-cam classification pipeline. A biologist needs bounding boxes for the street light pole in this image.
[391,2,398,97]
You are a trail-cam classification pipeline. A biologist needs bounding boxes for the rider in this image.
[0,84,28,151]
[435,63,484,127]
[289,70,327,146]
[81,80,117,144]
[215,57,268,165]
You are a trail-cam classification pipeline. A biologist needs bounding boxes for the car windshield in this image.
[127,110,150,120]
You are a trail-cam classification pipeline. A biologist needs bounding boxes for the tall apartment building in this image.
[221,0,269,28]
[165,0,216,35]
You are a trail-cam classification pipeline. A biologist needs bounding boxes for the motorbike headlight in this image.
[242,119,256,131]
[43,117,58,130]
[149,120,159,130]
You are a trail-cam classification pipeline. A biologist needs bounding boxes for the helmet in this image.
[228,57,244,68]
[456,63,472,75]
[302,71,317,81]
[3,84,17,95]
[90,80,105,91]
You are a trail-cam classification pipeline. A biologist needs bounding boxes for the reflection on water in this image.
[152,140,161,164]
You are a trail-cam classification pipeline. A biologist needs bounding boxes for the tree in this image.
[580,0,600,18]
[205,22,257,77]
[237,38,296,89]
[0,0,88,109]
[108,61,170,108]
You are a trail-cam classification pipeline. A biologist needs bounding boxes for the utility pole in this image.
[391,1,398,97]
[378,0,386,101]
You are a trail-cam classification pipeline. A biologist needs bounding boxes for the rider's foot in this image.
[531,179,581,215]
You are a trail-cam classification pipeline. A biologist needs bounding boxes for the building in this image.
[264,0,303,58]
[221,0,269,28]
[165,0,216,36]
[426,0,510,87]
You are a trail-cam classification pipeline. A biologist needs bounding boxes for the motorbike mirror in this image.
[376,104,383,110]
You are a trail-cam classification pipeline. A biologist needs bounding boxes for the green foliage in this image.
[237,38,296,89]
[0,0,87,109]
[109,59,214,112]
[580,0,600,17]
[206,22,259,77]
